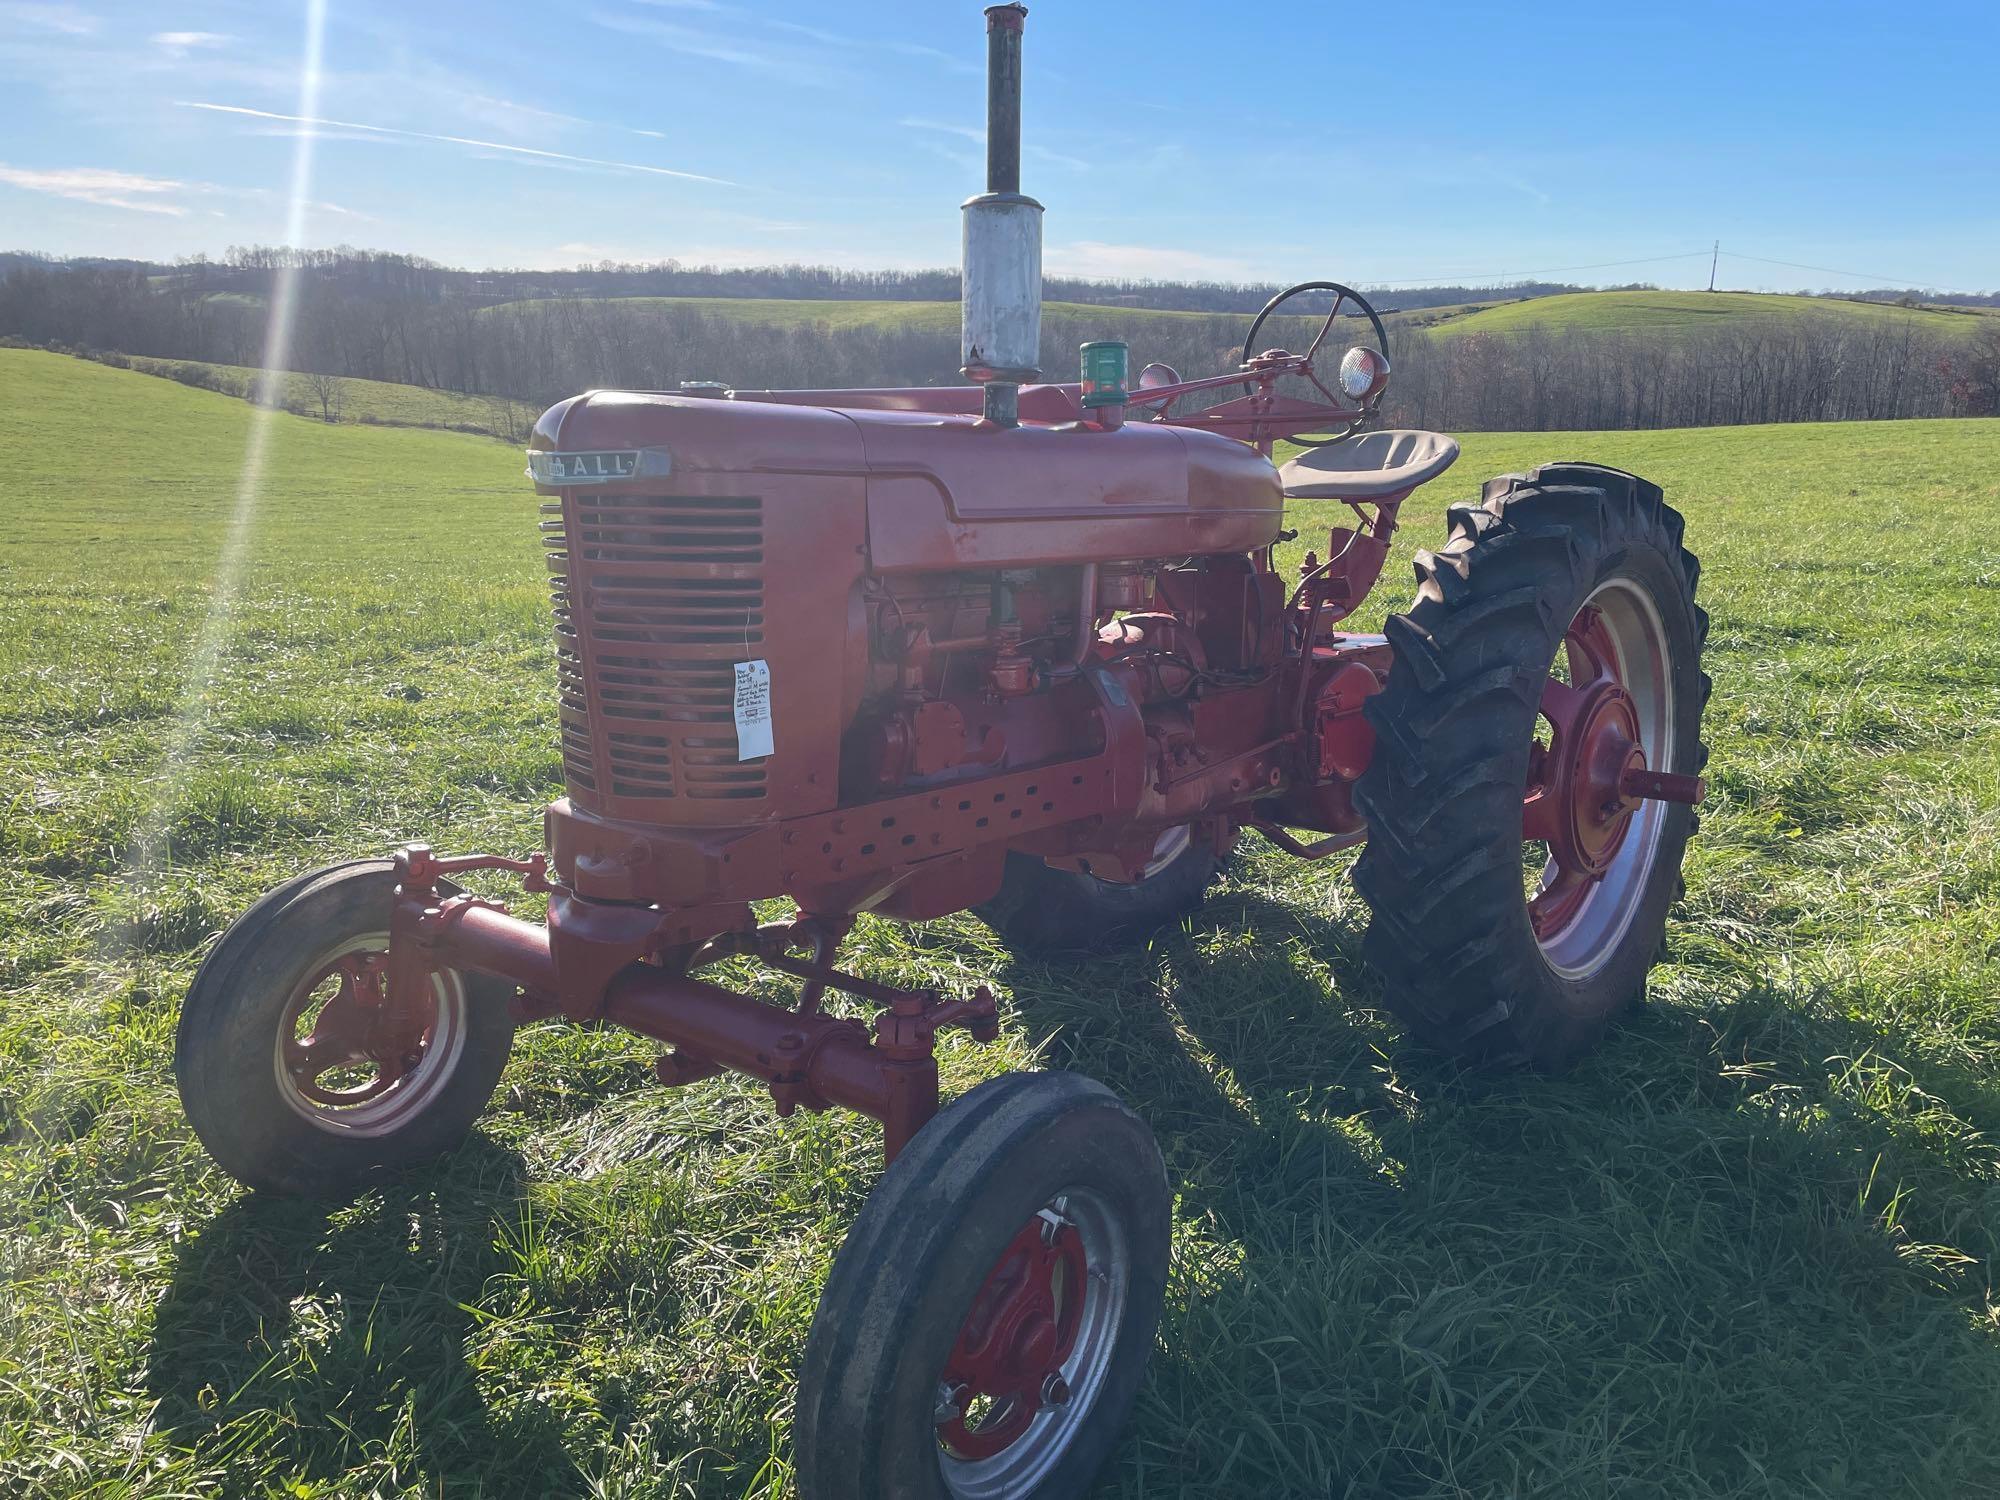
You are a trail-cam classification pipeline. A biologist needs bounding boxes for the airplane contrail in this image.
[176,101,736,187]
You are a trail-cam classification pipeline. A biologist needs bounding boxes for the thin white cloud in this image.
[764,17,979,75]
[902,120,982,176]
[452,91,590,138]
[902,118,983,145]
[901,118,1090,172]
[176,101,736,186]
[760,15,847,46]
[883,40,980,76]
[534,239,941,273]
[1045,240,1258,282]
[0,3,96,35]
[0,164,187,215]
[448,90,689,147]
[553,240,657,262]
[152,30,229,57]
[625,0,976,76]
[587,10,835,85]
[594,4,979,90]
[0,160,369,221]
[1029,144,1092,174]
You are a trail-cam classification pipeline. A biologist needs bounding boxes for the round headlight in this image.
[1337,346,1391,402]
[1137,361,1181,390]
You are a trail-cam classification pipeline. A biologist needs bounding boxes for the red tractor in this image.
[176,8,1708,1496]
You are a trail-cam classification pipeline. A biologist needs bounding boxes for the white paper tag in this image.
[733,659,774,761]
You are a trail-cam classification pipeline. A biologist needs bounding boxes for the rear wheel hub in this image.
[1522,590,1703,972]
[1533,669,1644,882]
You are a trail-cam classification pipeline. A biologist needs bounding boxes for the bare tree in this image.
[304,370,345,423]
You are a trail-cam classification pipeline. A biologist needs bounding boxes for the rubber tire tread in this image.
[1352,463,1708,1067]
[175,859,516,1196]
[795,1071,1170,1500]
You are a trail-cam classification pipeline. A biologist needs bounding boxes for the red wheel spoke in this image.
[280,949,428,1107]
[1563,606,1620,692]
[1522,786,1560,845]
[1539,676,1588,741]
[1529,861,1592,939]
[288,970,371,1065]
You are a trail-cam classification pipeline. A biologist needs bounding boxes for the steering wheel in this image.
[1238,280,1391,446]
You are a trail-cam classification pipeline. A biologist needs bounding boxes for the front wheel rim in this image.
[271,932,468,1137]
[936,1186,1130,1499]
[1137,824,1192,879]
[1523,579,1677,979]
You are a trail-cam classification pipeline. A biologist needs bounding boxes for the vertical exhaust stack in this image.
[961,3,1041,428]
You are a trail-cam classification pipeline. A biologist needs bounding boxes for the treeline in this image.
[479,300,2000,429]
[471,298,1277,406]
[1,245,1595,315]
[5,255,1998,430]
[1387,322,2000,429]
[11,245,2000,316]
[1837,287,2000,309]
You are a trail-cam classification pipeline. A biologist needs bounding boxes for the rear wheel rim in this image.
[1523,579,1675,979]
[272,932,468,1137]
[936,1186,1129,1498]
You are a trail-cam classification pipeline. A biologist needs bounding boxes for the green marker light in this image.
[1079,340,1129,409]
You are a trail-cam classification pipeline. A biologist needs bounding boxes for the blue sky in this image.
[1,0,1994,290]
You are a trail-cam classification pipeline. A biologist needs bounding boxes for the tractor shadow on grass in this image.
[998,880,1417,1245]
[146,1136,587,1499]
[995,892,2000,1494]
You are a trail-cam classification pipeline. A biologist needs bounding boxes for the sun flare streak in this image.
[127,0,327,886]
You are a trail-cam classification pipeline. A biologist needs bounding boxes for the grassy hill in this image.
[116,353,530,438]
[1432,288,1999,340]
[3,346,1998,1496]
[472,287,2000,346]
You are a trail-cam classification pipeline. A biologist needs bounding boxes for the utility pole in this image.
[1708,240,1719,292]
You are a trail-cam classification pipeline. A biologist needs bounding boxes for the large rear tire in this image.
[1352,463,1709,1067]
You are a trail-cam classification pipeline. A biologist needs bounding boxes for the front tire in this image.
[1352,463,1709,1067]
[175,859,516,1196]
[796,1072,1170,1499]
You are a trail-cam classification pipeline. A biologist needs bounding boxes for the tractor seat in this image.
[1277,429,1461,501]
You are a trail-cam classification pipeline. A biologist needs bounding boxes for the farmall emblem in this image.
[526,449,666,485]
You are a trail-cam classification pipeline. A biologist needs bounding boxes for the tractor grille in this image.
[543,493,768,805]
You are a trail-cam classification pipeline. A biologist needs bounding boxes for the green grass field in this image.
[1433,289,1999,341]
[2,346,1997,1498]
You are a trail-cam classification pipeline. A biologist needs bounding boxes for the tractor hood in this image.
[530,387,1285,571]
